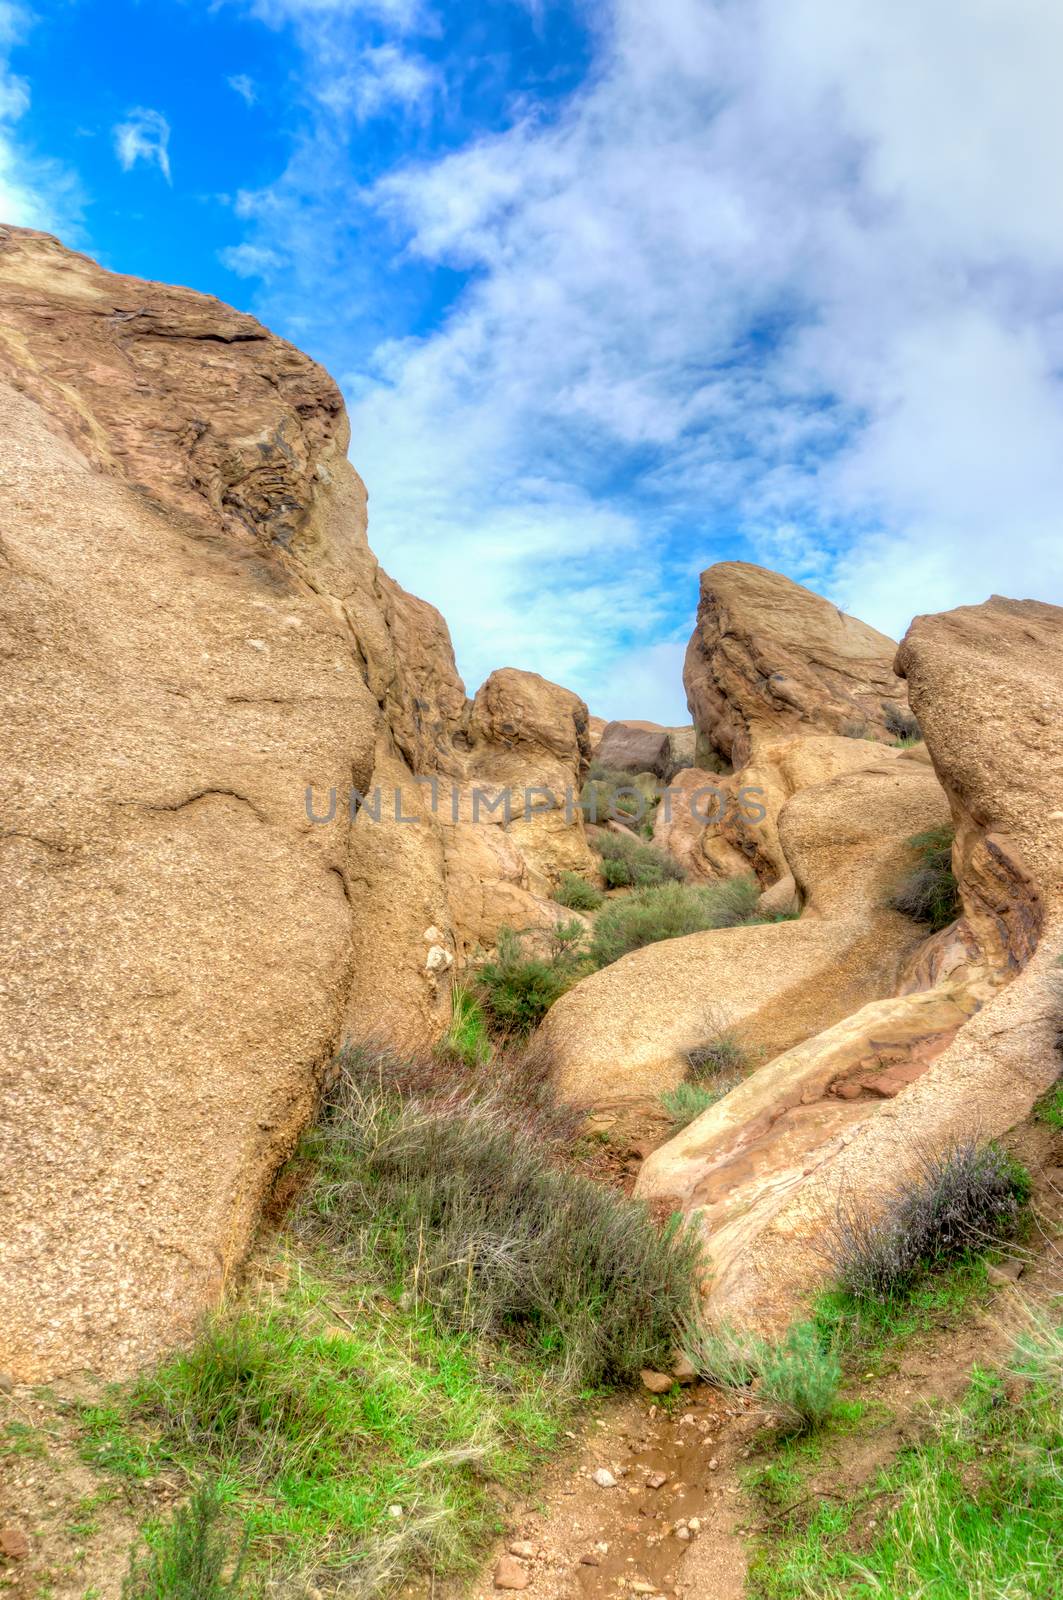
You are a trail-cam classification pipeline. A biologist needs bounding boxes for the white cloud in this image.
[219,240,283,277]
[0,1,80,231]
[228,0,1063,717]
[228,72,257,106]
[113,107,172,183]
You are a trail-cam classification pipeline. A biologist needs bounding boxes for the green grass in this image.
[660,1080,729,1129]
[122,1481,247,1600]
[749,1309,1063,1599]
[554,872,605,912]
[589,874,774,968]
[436,985,492,1068]
[812,1256,993,1372]
[82,1265,570,1593]
[1033,1077,1063,1131]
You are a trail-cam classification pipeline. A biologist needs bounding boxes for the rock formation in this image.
[593,719,696,780]
[0,227,591,1381]
[638,594,1063,1335]
[684,562,908,769]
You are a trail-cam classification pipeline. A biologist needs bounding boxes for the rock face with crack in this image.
[0,227,591,1380]
[638,595,1063,1335]
[684,562,908,769]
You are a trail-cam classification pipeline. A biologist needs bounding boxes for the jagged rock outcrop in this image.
[684,563,908,769]
[639,595,1063,1335]
[0,227,591,1380]
[544,755,950,1106]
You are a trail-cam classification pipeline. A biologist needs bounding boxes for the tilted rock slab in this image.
[684,562,908,770]
[0,228,591,1379]
[544,755,950,1108]
[639,595,1063,1335]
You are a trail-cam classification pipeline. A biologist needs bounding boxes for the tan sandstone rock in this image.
[684,562,908,769]
[641,595,1063,1335]
[0,228,589,1380]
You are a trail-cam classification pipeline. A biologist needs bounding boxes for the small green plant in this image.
[436,985,492,1068]
[660,1080,726,1129]
[682,1319,840,1434]
[828,1139,1030,1302]
[580,764,659,829]
[122,1481,246,1600]
[591,829,684,888]
[1033,1075,1063,1131]
[756,1321,841,1433]
[888,824,961,932]
[589,874,768,968]
[554,871,604,912]
[476,924,586,1036]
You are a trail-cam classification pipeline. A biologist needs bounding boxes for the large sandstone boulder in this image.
[544,757,950,1107]
[594,719,697,781]
[639,595,1063,1335]
[0,228,588,1379]
[684,562,908,769]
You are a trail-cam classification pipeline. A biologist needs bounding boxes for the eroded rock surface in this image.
[640,595,1063,1335]
[684,562,908,769]
[0,228,589,1379]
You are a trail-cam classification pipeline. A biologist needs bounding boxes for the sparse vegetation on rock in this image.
[554,871,605,911]
[589,875,772,968]
[476,923,588,1036]
[888,823,961,931]
[591,829,684,887]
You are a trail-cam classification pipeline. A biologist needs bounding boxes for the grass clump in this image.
[476,923,587,1037]
[554,871,604,912]
[1033,1076,1063,1131]
[303,1045,701,1385]
[589,874,768,968]
[660,1081,727,1129]
[436,985,492,1069]
[686,1027,749,1080]
[888,823,961,931]
[591,829,684,888]
[828,1139,1030,1304]
[122,1481,246,1600]
[683,1319,840,1436]
[580,763,658,830]
[750,1306,1063,1600]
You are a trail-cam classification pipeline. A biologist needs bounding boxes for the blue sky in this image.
[4,0,1063,720]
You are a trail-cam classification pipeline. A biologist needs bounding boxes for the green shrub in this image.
[554,871,604,912]
[580,764,659,829]
[682,1319,839,1434]
[756,1321,841,1432]
[888,824,961,931]
[589,874,766,968]
[883,702,922,742]
[436,985,492,1068]
[829,1139,1030,1302]
[1034,1078,1063,1132]
[660,1081,729,1129]
[476,924,586,1037]
[591,829,684,888]
[122,1481,246,1600]
[301,1050,702,1385]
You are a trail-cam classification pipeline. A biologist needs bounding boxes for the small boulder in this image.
[592,1467,618,1488]
[640,1369,675,1394]
[0,1527,29,1561]
[494,1556,530,1590]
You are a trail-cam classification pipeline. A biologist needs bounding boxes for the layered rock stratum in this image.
[0,227,592,1380]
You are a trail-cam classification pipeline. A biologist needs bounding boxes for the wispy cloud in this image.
[227,72,257,106]
[225,0,1063,719]
[113,106,171,183]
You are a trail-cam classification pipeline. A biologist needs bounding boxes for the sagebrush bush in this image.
[122,1481,245,1600]
[883,702,922,742]
[682,1318,839,1434]
[686,1027,748,1081]
[589,874,767,968]
[554,871,604,912]
[829,1139,1030,1302]
[888,824,961,932]
[299,1047,702,1384]
[476,924,586,1036]
[591,829,684,888]
[580,764,659,829]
